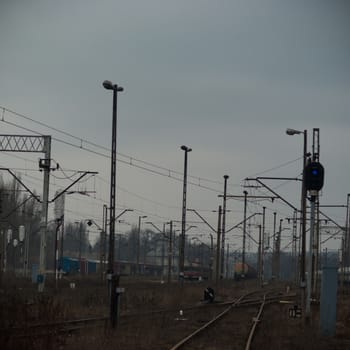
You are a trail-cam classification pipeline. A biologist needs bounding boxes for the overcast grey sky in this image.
[0,0,349,250]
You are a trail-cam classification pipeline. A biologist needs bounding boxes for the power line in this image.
[1,118,229,194]
[246,157,302,179]
[1,106,306,199]
[1,106,241,189]
[1,106,311,229]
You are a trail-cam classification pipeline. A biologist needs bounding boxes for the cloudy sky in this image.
[0,0,349,251]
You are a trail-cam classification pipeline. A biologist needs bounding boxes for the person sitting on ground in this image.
[203,286,215,303]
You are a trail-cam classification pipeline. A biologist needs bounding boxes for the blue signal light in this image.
[304,161,324,191]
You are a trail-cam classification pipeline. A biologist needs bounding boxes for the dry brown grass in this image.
[2,275,349,350]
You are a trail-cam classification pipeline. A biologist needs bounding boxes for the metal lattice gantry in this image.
[0,134,51,292]
[0,134,48,153]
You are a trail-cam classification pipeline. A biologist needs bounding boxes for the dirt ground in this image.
[1,275,350,349]
[254,295,350,350]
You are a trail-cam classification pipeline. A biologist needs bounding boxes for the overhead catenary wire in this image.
[1,118,230,194]
[0,106,310,217]
[2,105,342,245]
[0,165,179,224]
[0,106,241,189]
[0,160,298,235]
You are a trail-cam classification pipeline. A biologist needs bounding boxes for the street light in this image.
[179,145,192,283]
[103,80,123,277]
[286,127,307,289]
[286,128,303,136]
[103,79,123,329]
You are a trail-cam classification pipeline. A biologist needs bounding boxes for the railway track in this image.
[1,288,295,350]
[167,289,291,350]
[0,316,108,339]
[0,296,259,338]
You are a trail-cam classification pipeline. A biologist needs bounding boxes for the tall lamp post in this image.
[179,145,192,283]
[286,128,307,289]
[103,80,123,328]
[103,80,123,276]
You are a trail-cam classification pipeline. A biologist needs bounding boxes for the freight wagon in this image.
[61,257,98,275]
[233,262,257,280]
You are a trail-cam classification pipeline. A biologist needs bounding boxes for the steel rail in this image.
[245,294,266,350]
[168,291,261,350]
[0,316,108,339]
[168,288,290,350]
[168,297,244,350]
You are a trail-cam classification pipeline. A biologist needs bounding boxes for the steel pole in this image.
[242,191,248,277]
[343,194,350,287]
[108,88,117,276]
[301,130,307,287]
[103,204,108,276]
[258,225,262,287]
[272,212,277,278]
[221,175,229,279]
[168,221,173,283]
[137,216,141,274]
[38,136,51,292]
[262,206,266,284]
[215,206,222,285]
[306,194,316,318]
[179,146,191,282]
[103,81,123,328]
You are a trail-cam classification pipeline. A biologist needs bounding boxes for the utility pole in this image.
[137,217,141,274]
[168,221,173,283]
[187,208,218,281]
[257,225,262,288]
[38,136,51,292]
[137,215,147,274]
[276,219,282,280]
[54,217,63,286]
[99,228,104,281]
[78,222,83,272]
[22,200,30,278]
[215,206,222,285]
[0,135,58,291]
[58,214,65,275]
[220,192,274,278]
[242,191,248,277]
[262,206,266,285]
[103,80,124,329]
[226,243,229,279]
[272,212,277,279]
[145,221,169,280]
[106,83,122,276]
[344,194,350,287]
[301,130,308,297]
[161,223,166,278]
[179,145,191,283]
[306,193,317,317]
[303,128,324,320]
[292,210,298,284]
[102,204,108,278]
[221,175,229,279]
[312,128,320,296]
